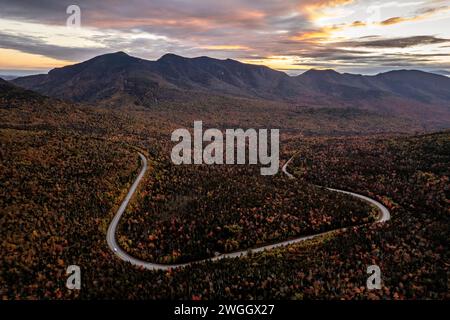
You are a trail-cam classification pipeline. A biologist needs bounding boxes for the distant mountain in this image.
[153,53,304,98]
[12,52,158,104]
[1,76,70,131]
[296,69,450,103]
[431,70,450,77]
[0,75,19,81]
[0,75,425,135]
[0,77,12,88]
[12,52,306,103]
[0,77,46,106]
[12,52,450,125]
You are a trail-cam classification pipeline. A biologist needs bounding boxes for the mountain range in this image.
[9,51,450,126]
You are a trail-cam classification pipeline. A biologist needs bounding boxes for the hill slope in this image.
[11,52,450,127]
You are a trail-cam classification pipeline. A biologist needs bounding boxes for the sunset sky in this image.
[0,0,449,76]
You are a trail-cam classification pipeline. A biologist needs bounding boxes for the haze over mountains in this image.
[9,51,450,128]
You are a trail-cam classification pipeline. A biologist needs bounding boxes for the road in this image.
[107,152,390,270]
[281,156,390,223]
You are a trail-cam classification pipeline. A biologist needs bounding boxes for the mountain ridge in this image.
[11,52,450,125]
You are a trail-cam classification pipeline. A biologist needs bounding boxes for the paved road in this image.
[107,153,390,270]
[281,156,390,223]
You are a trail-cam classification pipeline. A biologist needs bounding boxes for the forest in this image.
[117,156,375,263]
[0,83,449,299]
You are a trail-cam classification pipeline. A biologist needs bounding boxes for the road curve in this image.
[107,152,390,270]
[282,156,390,223]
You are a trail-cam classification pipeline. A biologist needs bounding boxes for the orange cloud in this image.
[291,30,330,41]
[86,9,266,30]
[290,24,344,41]
[293,4,448,43]
[351,20,366,27]
[242,55,306,71]
[380,5,449,26]
[301,0,354,10]
[239,10,266,20]
[381,16,410,25]
[300,0,355,20]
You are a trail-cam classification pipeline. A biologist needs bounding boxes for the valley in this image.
[0,53,449,300]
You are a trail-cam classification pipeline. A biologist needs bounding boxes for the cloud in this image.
[201,45,251,51]
[0,0,449,74]
[339,36,450,48]
[380,4,449,25]
[0,32,103,61]
[299,0,355,19]
[351,20,366,27]
[380,16,409,25]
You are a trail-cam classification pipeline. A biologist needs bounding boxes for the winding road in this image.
[107,152,390,271]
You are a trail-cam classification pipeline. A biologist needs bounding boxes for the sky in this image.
[0,0,449,76]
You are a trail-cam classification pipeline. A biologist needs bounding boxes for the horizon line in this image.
[2,51,449,79]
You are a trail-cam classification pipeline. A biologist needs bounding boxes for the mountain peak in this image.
[158,53,185,61]
[85,51,132,62]
[374,69,450,82]
[103,51,129,57]
[10,51,450,119]
[375,69,444,78]
[303,69,340,76]
[91,51,134,62]
[47,51,141,78]
[378,69,422,75]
